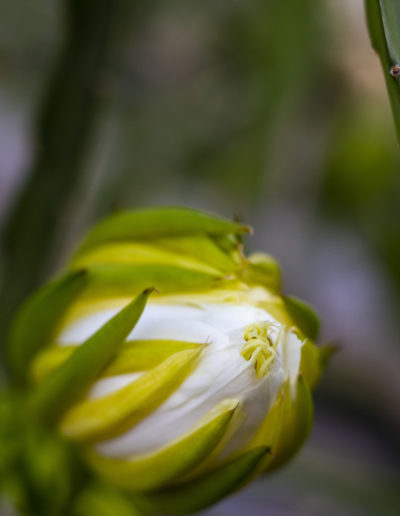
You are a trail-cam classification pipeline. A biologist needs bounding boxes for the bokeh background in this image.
[1,0,400,515]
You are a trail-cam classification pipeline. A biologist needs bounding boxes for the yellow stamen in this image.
[241,322,280,378]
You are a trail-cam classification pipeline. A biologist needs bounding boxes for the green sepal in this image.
[136,446,269,515]
[0,391,83,516]
[21,426,78,514]
[319,343,337,367]
[31,339,202,382]
[0,391,23,482]
[244,376,314,475]
[83,264,222,299]
[300,341,337,389]
[75,207,251,256]
[86,399,239,491]
[156,234,240,273]
[266,376,313,472]
[240,252,281,292]
[73,483,144,516]
[59,347,202,442]
[29,289,154,425]
[299,340,320,389]
[7,270,88,384]
[282,295,320,340]
[213,234,244,262]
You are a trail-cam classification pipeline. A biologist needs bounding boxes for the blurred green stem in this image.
[365,0,400,144]
[0,1,134,373]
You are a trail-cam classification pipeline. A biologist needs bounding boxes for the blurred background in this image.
[0,0,400,514]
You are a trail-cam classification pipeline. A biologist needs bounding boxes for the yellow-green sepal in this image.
[59,347,203,442]
[31,339,202,382]
[86,399,239,491]
[240,252,281,292]
[7,270,88,384]
[75,207,251,256]
[245,391,285,452]
[29,289,154,425]
[282,295,320,340]
[266,376,313,472]
[83,264,223,299]
[102,340,202,376]
[156,234,240,273]
[136,446,269,515]
[30,346,75,383]
[71,241,223,276]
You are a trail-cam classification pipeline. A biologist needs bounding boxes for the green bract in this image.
[2,207,329,515]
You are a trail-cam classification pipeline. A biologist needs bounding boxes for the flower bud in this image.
[7,207,329,514]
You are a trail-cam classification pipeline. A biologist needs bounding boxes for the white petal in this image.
[282,330,304,396]
[94,304,284,458]
[57,300,303,459]
[95,346,271,457]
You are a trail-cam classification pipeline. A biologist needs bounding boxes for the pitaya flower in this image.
[4,207,330,515]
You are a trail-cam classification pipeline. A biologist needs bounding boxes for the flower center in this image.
[241,321,280,378]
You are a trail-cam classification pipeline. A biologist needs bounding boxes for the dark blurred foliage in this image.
[0,0,400,515]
